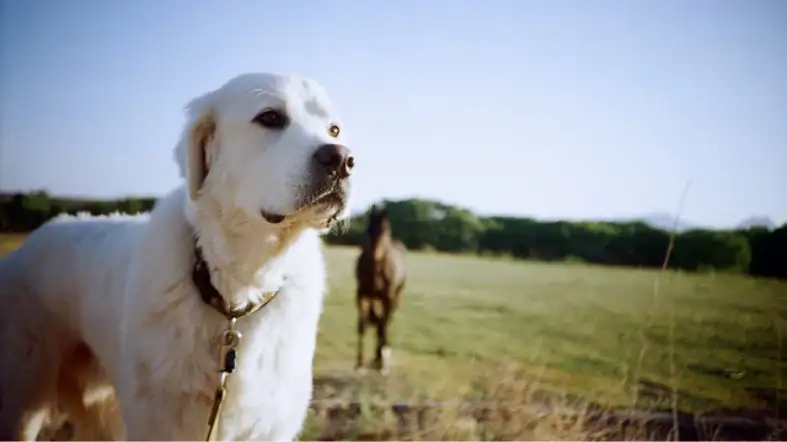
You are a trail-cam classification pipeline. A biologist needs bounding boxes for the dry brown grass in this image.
[300,364,600,441]
[299,363,784,441]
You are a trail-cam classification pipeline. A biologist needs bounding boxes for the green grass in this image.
[1,233,784,418]
[317,245,785,414]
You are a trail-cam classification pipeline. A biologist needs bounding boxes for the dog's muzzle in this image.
[312,143,354,180]
[260,144,354,224]
[305,143,353,210]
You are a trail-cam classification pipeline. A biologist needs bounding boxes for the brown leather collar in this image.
[192,243,279,320]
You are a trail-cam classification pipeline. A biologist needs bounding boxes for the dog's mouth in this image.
[261,185,347,225]
[261,212,287,224]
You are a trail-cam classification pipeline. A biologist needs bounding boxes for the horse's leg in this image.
[375,295,393,375]
[390,280,405,317]
[355,296,367,372]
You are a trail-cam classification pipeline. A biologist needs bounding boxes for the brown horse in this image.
[355,205,406,373]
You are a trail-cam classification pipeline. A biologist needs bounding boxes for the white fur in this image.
[0,73,353,441]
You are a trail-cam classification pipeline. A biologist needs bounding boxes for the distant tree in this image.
[670,229,751,272]
[1,192,783,279]
[742,224,787,278]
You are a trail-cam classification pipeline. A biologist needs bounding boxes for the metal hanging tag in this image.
[205,317,242,441]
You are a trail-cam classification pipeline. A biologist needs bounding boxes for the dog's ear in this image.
[177,91,218,201]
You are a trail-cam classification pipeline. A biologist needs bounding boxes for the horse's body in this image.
[354,206,406,372]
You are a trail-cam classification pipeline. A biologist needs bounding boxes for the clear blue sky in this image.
[2,0,786,228]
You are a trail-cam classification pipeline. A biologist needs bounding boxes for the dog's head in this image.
[174,73,354,229]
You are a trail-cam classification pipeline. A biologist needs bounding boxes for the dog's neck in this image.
[187,197,307,312]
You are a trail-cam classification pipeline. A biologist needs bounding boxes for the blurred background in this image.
[1,0,785,440]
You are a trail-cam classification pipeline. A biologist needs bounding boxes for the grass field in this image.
[316,245,785,409]
[1,233,784,439]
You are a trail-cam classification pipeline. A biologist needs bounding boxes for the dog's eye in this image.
[328,124,340,138]
[252,109,288,129]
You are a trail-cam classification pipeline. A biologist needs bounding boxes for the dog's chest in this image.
[214,295,320,440]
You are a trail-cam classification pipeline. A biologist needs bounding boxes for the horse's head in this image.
[366,205,390,240]
[366,205,392,262]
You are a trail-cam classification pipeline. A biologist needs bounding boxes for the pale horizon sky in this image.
[2,0,786,229]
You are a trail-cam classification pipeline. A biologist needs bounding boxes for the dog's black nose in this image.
[313,144,354,178]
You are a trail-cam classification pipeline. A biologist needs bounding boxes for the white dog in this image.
[0,72,354,441]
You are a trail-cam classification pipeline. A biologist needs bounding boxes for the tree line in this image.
[1,191,784,279]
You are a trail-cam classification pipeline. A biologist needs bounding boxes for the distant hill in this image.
[636,212,697,232]
[736,216,776,230]
[602,212,698,233]
[613,213,780,232]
